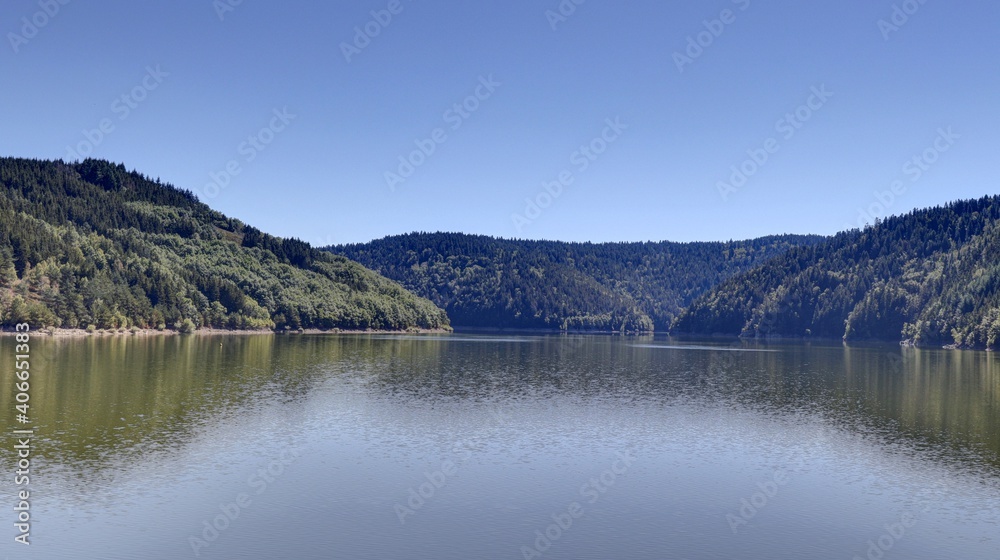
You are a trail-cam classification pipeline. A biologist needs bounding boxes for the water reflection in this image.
[0,333,998,559]
[2,335,997,477]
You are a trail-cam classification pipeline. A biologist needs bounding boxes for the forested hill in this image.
[674,195,1000,349]
[327,232,825,332]
[0,157,449,331]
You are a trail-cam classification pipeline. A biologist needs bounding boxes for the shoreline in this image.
[452,325,654,335]
[2,327,989,350]
[0,327,454,338]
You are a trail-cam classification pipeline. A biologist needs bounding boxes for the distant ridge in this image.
[328,232,824,332]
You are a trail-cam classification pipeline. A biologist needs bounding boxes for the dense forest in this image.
[0,157,449,331]
[674,195,1000,349]
[11,156,997,346]
[328,232,824,332]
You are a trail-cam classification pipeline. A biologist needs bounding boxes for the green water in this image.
[1,334,998,559]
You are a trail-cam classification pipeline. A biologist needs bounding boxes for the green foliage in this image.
[0,157,450,332]
[329,232,823,332]
[674,196,1000,349]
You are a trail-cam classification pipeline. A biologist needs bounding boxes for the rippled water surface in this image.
[1,334,998,559]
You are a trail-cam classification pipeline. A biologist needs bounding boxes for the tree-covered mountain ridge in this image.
[13,156,995,348]
[0,157,450,332]
[328,232,826,333]
[674,194,1000,350]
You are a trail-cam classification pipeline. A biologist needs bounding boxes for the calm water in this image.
[2,334,999,559]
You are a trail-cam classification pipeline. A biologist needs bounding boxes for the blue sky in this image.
[2,0,998,245]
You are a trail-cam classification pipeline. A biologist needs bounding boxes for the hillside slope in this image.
[328,232,824,332]
[0,158,449,331]
[673,196,1000,349]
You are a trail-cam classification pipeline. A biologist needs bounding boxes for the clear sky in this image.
[3,0,998,245]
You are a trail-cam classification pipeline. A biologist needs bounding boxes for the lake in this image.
[2,333,999,559]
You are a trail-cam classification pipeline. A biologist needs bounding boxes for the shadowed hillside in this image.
[329,232,824,332]
[674,195,1000,349]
